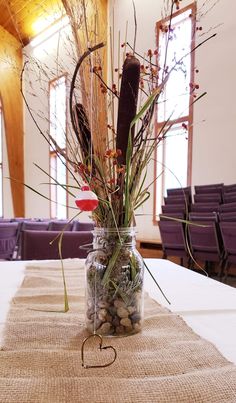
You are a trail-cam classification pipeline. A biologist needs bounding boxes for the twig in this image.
[143,261,171,305]
[132,0,137,53]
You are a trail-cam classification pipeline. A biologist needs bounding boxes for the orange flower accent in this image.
[116,166,125,174]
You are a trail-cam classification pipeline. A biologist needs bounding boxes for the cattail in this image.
[72,103,91,160]
[116,55,140,165]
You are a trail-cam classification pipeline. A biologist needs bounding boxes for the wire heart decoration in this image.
[81,333,117,369]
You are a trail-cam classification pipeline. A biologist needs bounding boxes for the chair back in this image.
[194,184,223,194]
[223,192,236,204]
[159,212,184,221]
[21,230,93,260]
[21,221,50,231]
[219,212,236,222]
[167,187,192,203]
[48,220,73,231]
[220,223,236,255]
[219,202,236,213]
[223,184,236,193]
[72,221,94,231]
[162,204,187,214]
[190,203,219,213]
[189,212,218,222]
[164,196,189,205]
[0,223,19,259]
[194,193,221,204]
[159,221,187,258]
[219,223,236,276]
[188,222,222,262]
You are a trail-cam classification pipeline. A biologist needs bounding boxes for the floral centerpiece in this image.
[61,0,175,337]
[22,0,214,337]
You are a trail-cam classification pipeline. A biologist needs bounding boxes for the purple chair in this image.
[21,230,93,260]
[167,187,192,204]
[162,204,188,215]
[223,192,236,204]
[159,221,189,266]
[194,184,223,194]
[189,212,218,222]
[0,223,19,260]
[223,184,236,193]
[190,203,219,213]
[188,221,223,274]
[194,193,222,204]
[219,202,236,213]
[0,218,12,223]
[16,221,50,259]
[72,221,94,231]
[164,196,189,206]
[220,222,236,280]
[219,212,236,222]
[159,212,185,221]
[21,221,50,230]
[48,220,73,231]
[12,218,35,223]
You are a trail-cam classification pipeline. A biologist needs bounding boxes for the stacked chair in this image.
[19,219,94,260]
[0,222,19,260]
[0,218,94,261]
[192,183,223,214]
[21,230,93,260]
[48,220,73,231]
[159,183,236,278]
[218,207,236,280]
[187,212,223,275]
[159,187,191,266]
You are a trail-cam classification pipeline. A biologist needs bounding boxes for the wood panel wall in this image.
[0,26,24,217]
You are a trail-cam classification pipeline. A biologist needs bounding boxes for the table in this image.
[0,258,236,364]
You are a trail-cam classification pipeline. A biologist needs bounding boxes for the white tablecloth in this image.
[0,259,235,364]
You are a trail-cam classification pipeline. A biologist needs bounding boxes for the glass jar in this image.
[85,227,144,337]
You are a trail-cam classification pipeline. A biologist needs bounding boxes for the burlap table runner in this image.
[0,260,236,403]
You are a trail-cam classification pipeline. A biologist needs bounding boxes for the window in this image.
[49,75,67,218]
[0,102,3,217]
[154,3,195,220]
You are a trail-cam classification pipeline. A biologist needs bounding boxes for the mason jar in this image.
[85,227,144,337]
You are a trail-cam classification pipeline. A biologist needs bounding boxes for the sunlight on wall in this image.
[31,16,69,51]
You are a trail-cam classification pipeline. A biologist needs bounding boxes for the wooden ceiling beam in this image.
[0,0,62,45]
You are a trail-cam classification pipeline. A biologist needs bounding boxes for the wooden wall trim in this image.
[0,27,25,217]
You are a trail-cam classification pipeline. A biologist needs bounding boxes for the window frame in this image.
[153,2,196,225]
[48,73,68,219]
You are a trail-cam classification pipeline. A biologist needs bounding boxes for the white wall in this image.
[23,0,236,238]
[192,0,236,186]
[24,26,92,221]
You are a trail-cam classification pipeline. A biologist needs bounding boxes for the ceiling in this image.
[0,0,63,46]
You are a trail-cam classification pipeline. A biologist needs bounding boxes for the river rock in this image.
[127,306,136,315]
[114,299,126,309]
[116,325,125,334]
[98,300,109,309]
[97,322,112,335]
[112,316,120,327]
[98,308,107,321]
[117,307,129,318]
[130,313,141,323]
[120,317,132,327]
